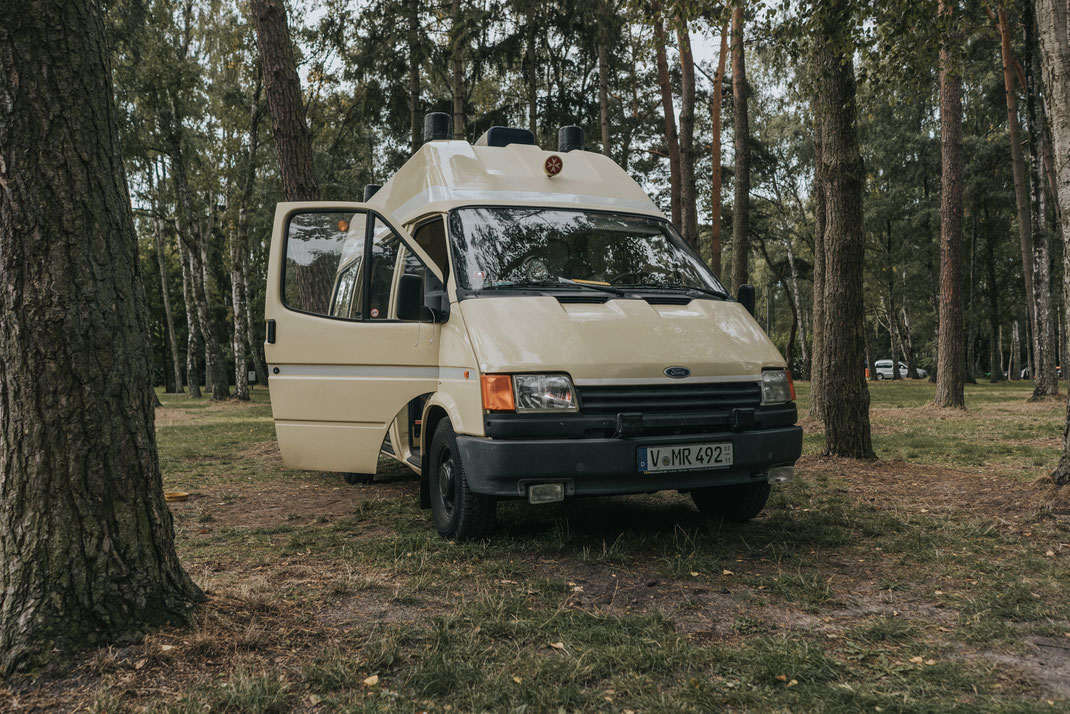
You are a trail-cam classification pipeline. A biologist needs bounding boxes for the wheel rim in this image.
[437,447,456,519]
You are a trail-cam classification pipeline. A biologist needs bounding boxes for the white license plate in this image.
[638,442,733,473]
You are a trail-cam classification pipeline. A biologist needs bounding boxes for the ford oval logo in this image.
[664,366,691,379]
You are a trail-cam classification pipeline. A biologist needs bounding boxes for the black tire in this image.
[876,373,885,381]
[429,419,496,540]
[690,481,770,523]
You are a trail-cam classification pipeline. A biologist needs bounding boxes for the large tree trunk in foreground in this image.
[251,0,319,202]
[652,4,681,228]
[1024,0,1059,399]
[1035,0,1070,485]
[813,0,874,458]
[997,6,1040,381]
[710,23,729,279]
[677,15,699,249]
[936,1,966,409]
[731,6,751,292]
[0,0,203,673]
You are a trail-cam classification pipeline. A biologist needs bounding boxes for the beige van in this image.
[264,117,802,540]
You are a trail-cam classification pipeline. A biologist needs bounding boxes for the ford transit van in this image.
[264,118,802,540]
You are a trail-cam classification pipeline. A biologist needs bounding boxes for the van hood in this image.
[458,295,785,382]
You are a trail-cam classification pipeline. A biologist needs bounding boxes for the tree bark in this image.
[787,239,809,378]
[1011,319,1021,380]
[813,0,874,458]
[1035,0,1070,484]
[0,0,203,673]
[1024,0,1059,398]
[936,0,966,409]
[176,227,201,397]
[809,96,827,419]
[677,12,699,249]
[710,22,729,279]
[997,5,1039,378]
[251,0,319,202]
[652,3,681,228]
[731,6,750,292]
[451,0,465,140]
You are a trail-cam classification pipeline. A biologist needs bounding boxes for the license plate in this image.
[637,442,733,473]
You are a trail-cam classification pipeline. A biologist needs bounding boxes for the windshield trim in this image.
[446,204,730,300]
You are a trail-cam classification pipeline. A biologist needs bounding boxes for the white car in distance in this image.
[873,359,927,380]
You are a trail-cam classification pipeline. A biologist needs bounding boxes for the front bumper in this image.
[456,425,803,498]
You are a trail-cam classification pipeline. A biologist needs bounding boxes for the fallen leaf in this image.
[549,641,565,650]
[934,591,944,596]
[513,676,522,684]
[776,674,787,682]
[1046,550,1055,557]
[160,644,175,652]
[722,569,734,576]
[308,693,322,705]
[787,679,798,687]
[689,571,700,577]
[134,659,146,670]
[925,659,936,666]
[909,656,924,664]
[364,675,379,687]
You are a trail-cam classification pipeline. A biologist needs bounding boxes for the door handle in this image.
[267,319,276,344]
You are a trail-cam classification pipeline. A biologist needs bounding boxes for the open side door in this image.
[264,202,444,473]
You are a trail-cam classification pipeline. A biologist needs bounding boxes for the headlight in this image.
[513,374,578,412]
[761,369,794,404]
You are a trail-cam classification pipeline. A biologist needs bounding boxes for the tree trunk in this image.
[526,2,537,137]
[1024,0,1059,398]
[809,92,827,419]
[936,0,966,409]
[252,0,318,202]
[597,0,610,153]
[731,6,750,292]
[966,206,978,383]
[814,0,874,458]
[451,0,465,140]
[997,5,1039,378]
[176,230,201,397]
[150,164,184,395]
[230,84,263,402]
[1035,0,1070,484]
[677,13,698,249]
[900,303,919,378]
[652,3,681,227]
[1011,319,1021,379]
[787,239,809,378]
[170,146,228,400]
[408,0,421,154]
[710,23,729,279]
[0,0,203,673]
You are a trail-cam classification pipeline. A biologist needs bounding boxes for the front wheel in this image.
[691,481,770,523]
[429,420,497,540]
[876,373,885,380]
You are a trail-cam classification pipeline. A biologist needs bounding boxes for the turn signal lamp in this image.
[481,374,516,412]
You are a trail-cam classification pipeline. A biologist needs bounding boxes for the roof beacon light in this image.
[423,112,452,142]
[558,125,585,153]
[474,126,536,148]
[363,184,381,201]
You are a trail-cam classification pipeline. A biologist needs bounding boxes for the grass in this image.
[5,380,1070,712]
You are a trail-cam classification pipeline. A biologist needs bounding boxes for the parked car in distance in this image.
[873,359,927,380]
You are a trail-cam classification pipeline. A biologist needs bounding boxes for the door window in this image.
[284,211,366,319]
[367,218,401,320]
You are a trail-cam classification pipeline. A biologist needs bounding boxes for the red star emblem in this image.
[544,155,563,177]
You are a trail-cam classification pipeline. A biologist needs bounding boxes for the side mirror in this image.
[397,274,424,321]
[423,272,450,323]
[737,284,756,316]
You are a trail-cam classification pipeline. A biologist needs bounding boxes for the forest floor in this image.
[5,380,1070,713]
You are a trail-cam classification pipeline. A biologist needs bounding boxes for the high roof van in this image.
[264,118,802,540]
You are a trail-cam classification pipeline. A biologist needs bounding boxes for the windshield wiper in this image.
[557,278,629,297]
[618,283,729,299]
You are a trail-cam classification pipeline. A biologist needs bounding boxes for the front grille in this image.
[577,381,762,415]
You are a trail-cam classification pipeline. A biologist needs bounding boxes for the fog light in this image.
[766,466,794,484]
[528,483,565,504]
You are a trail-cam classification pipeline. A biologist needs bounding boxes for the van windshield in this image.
[448,208,727,295]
